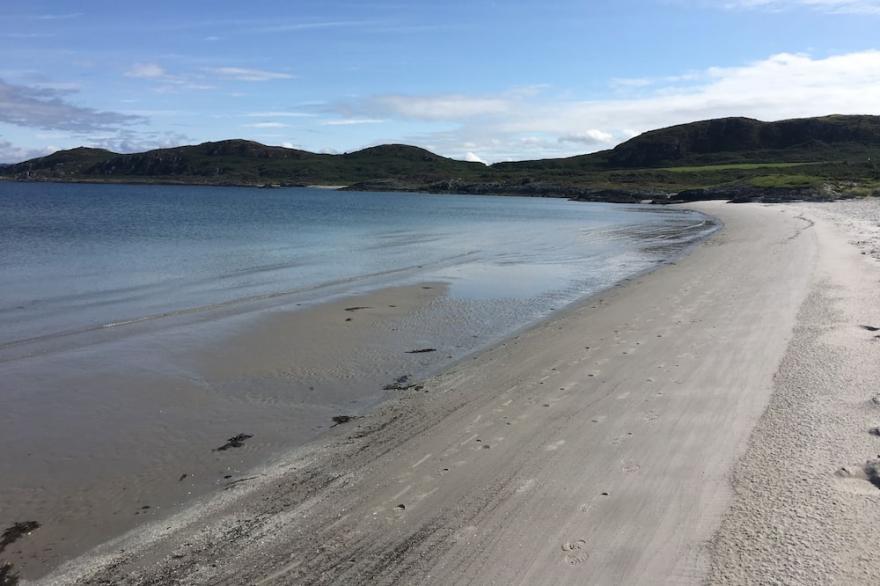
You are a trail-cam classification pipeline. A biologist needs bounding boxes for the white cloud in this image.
[354,50,880,162]
[558,129,615,145]
[125,63,167,79]
[464,151,488,165]
[206,67,294,81]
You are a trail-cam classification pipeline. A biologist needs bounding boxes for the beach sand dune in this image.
[41,200,880,585]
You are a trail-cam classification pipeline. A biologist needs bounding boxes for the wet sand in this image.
[19,200,880,584]
[0,283,472,580]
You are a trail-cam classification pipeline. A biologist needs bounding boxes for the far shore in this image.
[1,175,856,205]
[38,199,880,584]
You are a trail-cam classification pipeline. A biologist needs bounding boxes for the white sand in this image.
[709,199,880,584]
[39,200,880,585]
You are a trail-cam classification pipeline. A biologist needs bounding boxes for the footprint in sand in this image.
[545,440,566,451]
[834,460,880,493]
[622,461,641,473]
[452,525,479,543]
[516,478,538,494]
[561,539,589,566]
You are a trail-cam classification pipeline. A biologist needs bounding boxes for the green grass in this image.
[749,174,823,188]
[659,161,825,173]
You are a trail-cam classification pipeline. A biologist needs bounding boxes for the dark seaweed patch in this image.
[214,434,253,451]
[0,522,39,554]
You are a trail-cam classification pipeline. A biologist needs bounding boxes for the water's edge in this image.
[39,206,721,582]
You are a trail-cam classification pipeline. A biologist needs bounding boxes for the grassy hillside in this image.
[4,140,489,186]
[4,115,880,201]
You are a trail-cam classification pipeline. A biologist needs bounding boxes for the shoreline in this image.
[1,201,714,581]
[16,199,879,584]
[0,176,855,205]
[35,200,840,584]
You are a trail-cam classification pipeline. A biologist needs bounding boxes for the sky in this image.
[3,0,880,164]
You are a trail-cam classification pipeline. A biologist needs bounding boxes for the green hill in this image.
[4,115,880,201]
[603,115,880,167]
[4,140,487,186]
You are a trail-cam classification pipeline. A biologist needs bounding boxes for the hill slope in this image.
[604,115,880,167]
[3,140,487,186]
[4,115,880,200]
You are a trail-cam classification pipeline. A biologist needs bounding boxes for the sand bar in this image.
[38,200,880,584]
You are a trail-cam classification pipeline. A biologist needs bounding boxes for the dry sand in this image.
[32,200,880,585]
[709,199,880,584]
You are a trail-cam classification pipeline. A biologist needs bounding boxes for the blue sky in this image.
[3,0,880,163]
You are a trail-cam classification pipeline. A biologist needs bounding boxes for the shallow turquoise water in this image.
[0,182,713,347]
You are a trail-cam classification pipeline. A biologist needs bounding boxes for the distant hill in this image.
[603,115,880,168]
[496,115,880,173]
[4,115,880,201]
[2,139,488,186]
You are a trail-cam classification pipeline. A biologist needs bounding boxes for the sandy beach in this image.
[0,190,711,582]
[30,199,880,584]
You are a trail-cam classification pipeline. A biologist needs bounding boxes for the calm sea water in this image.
[0,182,713,348]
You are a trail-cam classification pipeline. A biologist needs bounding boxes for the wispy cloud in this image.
[205,67,294,81]
[243,121,289,128]
[34,12,83,20]
[125,63,291,88]
[0,78,143,132]
[125,63,167,79]
[250,20,378,33]
[610,77,653,89]
[723,0,880,14]
[245,111,315,118]
[0,32,56,39]
[123,63,215,91]
[321,118,385,126]
[364,95,510,120]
